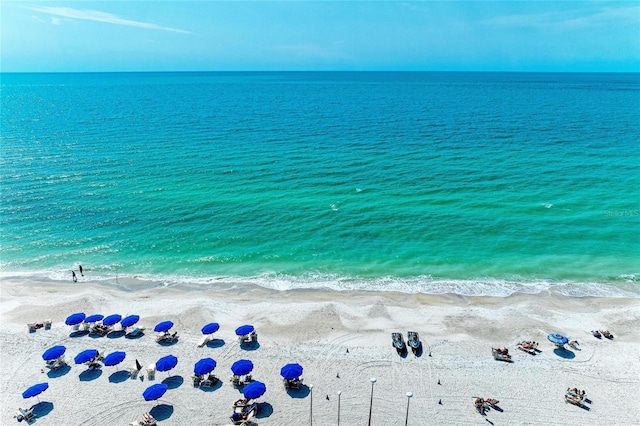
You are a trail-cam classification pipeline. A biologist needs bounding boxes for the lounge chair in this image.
[142,413,157,426]
[193,374,204,387]
[198,335,210,347]
[230,375,241,387]
[568,340,581,350]
[16,407,35,422]
[156,331,178,344]
[566,387,586,399]
[474,398,486,415]
[392,332,407,355]
[491,347,513,362]
[146,364,156,380]
[600,330,614,339]
[27,319,52,332]
[407,331,421,354]
[46,355,67,370]
[484,398,499,408]
[284,377,303,389]
[239,331,258,344]
[230,401,257,425]
[565,393,587,408]
[516,341,538,355]
[127,326,145,338]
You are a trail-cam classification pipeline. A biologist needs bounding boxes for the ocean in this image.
[1,72,639,297]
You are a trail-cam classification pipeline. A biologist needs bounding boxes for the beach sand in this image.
[1,278,639,425]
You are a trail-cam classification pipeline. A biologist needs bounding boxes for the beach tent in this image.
[154,321,174,333]
[201,322,220,335]
[194,358,217,376]
[231,359,254,376]
[65,312,85,326]
[103,351,126,367]
[102,314,122,327]
[121,315,140,328]
[85,314,104,323]
[74,349,99,364]
[22,383,49,402]
[156,355,178,372]
[243,381,267,399]
[42,346,66,361]
[280,363,303,380]
[143,383,168,402]
[235,325,254,336]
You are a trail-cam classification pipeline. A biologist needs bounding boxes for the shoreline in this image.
[2,278,639,425]
[1,271,639,298]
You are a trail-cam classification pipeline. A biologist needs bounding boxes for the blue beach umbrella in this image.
[74,349,99,364]
[547,333,569,346]
[231,359,254,376]
[85,314,104,323]
[194,358,217,375]
[42,345,66,361]
[103,314,122,327]
[65,312,85,326]
[121,315,140,328]
[156,355,178,372]
[243,381,266,399]
[201,322,220,335]
[154,321,174,333]
[143,383,168,402]
[103,351,126,367]
[235,325,254,336]
[280,363,303,380]
[22,383,49,400]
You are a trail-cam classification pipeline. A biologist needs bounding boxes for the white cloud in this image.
[484,5,640,30]
[25,6,191,34]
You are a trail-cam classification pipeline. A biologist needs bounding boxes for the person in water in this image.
[79,264,84,276]
[72,270,77,282]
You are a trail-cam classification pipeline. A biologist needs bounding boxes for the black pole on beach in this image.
[368,377,377,426]
[405,392,413,426]
[337,390,342,426]
[309,383,314,426]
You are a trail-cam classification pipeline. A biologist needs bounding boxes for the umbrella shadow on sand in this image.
[79,369,103,382]
[69,330,89,338]
[149,404,174,421]
[46,365,71,379]
[162,376,184,390]
[286,384,311,399]
[30,401,54,418]
[553,348,576,359]
[107,330,126,339]
[255,402,273,418]
[199,380,223,392]
[109,370,131,383]
[240,341,260,351]
[206,338,225,349]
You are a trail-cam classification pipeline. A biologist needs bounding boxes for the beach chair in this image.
[284,377,302,389]
[491,347,513,362]
[197,335,210,347]
[146,363,156,380]
[407,331,421,354]
[600,330,614,339]
[230,375,241,387]
[201,374,219,388]
[14,408,36,423]
[392,332,407,355]
[516,341,538,355]
[142,413,157,426]
[127,326,145,338]
[568,340,581,350]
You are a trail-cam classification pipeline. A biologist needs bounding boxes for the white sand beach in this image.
[1,278,639,425]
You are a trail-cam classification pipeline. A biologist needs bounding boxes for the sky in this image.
[1,1,639,72]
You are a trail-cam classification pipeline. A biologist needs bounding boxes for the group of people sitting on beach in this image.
[474,397,499,415]
[565,388,588,406]
[592,329,614,339]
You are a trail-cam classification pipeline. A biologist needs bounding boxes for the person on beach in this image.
[72,270,77,282]
[79,265,83,276]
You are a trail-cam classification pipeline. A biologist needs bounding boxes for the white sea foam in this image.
[1,269,638,298]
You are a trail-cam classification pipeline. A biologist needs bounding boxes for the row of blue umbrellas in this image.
[65,312,140,328]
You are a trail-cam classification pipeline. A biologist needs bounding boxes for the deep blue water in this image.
[1,72,639,296]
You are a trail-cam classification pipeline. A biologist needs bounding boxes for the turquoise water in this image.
[1,72,639,296]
